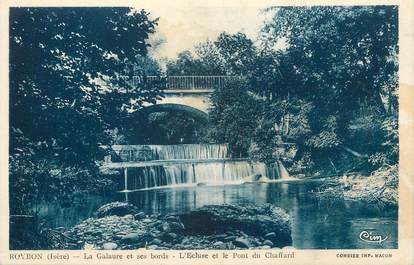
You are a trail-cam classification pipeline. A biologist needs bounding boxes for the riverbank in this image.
[313,165,398,207]
[60,202,292,250]
[11,180,398,250]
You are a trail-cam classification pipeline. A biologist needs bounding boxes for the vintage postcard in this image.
[0,0,413,264]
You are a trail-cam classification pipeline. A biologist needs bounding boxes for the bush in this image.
[9,128,116,215]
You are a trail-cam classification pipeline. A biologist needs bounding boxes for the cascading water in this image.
[149,144,229,160]
[112,144,229,161]
[113,144,285,191]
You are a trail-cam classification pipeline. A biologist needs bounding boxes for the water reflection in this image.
[37,195,113,228]
[118,182,397,249]
[40,181,398,249]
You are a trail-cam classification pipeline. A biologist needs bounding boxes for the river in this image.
[38,144,398,249]
[38,180,397,249]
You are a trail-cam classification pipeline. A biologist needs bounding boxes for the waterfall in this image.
[149,144,229,160]
[112,144,229,161]
[113,144,284,191]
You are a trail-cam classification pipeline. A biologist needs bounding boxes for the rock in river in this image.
[179,204,292,247]
[258,175,271,183]
[134,212,146,220]
[102,242,118,250]
[120,232,143,244]
[213,241,226,248]
[264,232,277,242]
[151,238,162,245]
[263,240,274,247]
[168,221,185,232]
[224,235,237,242]
[94,202,138,218]
[242,174,262,183]
[64,203,292,250]
[233,238,250,248]
[164,232,179,241]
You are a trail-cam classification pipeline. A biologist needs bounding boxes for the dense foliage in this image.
[9,7,160,214]
[119,112,209,144]
[166,32,255,76]
[208,79,261,157]
[206,6,398,175]
[9,6,399,216]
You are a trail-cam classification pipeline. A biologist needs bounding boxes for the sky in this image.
[134,4,271,61]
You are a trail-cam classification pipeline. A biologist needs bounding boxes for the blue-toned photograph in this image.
[9,5,398,250]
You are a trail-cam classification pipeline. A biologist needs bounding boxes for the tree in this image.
[166,50,206,75]
[10,7,160,164]
[256,6,398,173]
[213,32,257,76]
[9,7,160,213]
[208,79,261,157]
[261,6,398,115]
[194,40,226,75]
[206,7,398,174]
[166,32,257,77]
[124,112,208,144]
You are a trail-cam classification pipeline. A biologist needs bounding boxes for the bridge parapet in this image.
[120,75,238,90]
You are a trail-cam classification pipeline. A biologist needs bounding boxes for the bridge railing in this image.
[119,75,238,90]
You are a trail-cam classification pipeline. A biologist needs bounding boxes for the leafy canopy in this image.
[10,7,160,164]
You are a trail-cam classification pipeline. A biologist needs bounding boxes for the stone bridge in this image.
[125,75,237,121]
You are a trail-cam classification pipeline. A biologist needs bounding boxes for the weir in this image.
[105,144,287,191]
[111,144,229,161]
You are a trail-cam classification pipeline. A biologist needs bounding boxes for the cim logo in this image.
[359,230,388,243]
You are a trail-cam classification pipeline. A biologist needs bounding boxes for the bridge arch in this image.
[124,75,238,114]
[138,103,209,123]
